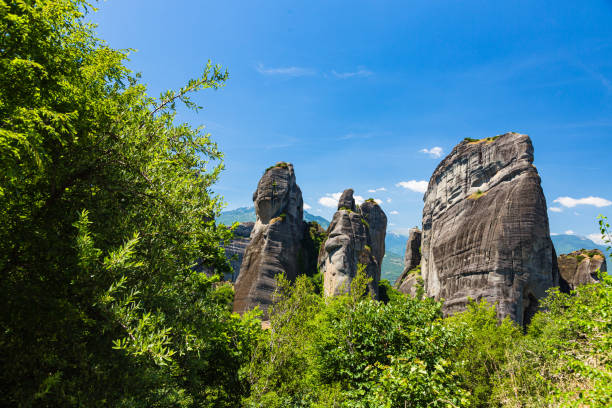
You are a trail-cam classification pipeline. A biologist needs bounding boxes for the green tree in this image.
[0,1,260,406]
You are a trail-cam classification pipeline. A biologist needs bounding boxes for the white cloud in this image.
[420,146,444,158]
[318,192,364,208]
[303,203,312,210]
[386,198,392,203]
[550,232,559,236]
[587,233,606,245]
[564,230,575,235]
[367,187,387,193]
[256,63,315,77]
[331,68,373,79]
[396,180,428,193]
[553,196,612,208]
[318,196,338,208]
[374,198,383,205]
[390,210,399,215]
[549,207,563,213]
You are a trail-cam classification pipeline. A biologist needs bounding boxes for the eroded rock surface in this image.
[233,163,306,317]
[318,191,386,298]
[558,249,606,291]
[394,228,422,296]
[421,133,559,325]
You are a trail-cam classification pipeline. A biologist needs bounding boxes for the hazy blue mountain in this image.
[218,207,330,229]
[217,207,257,225]
[551,234,610,266]
[551,234,606,254]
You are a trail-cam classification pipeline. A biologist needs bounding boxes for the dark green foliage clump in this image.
[265,162,290,172]
[360,217,370,228]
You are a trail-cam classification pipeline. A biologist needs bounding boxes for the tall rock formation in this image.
[233,163,306,316]
[394,228,422,296]
[421,133,559,325]
[318,190,387,298]
[558,249,606,291]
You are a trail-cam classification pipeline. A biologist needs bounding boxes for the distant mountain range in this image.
[217,207,330,229]
[218,207,609,283]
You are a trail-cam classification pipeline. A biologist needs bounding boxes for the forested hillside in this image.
[1,2,610,407]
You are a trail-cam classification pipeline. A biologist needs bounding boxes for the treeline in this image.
[0,1,610,407]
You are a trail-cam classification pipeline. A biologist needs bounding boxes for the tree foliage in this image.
[0,1,260,406]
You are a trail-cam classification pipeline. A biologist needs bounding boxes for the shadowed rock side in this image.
[233,163,305,317]
[318,189,386,298]
[394,228,422,295]
[224,222,254,281]
[558,249,606,291]
[421,133,559,325]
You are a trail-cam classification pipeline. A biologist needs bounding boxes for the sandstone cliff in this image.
[394,228,422,296]
[421,133,559,325]
[233,163,306,317]
[558,249,606,291]
[318,190,386,298]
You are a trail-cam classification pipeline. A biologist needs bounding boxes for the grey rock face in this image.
[338,189,356,211]
[224,222,254,281]
[421,133,559,325]
[360,200,388,279]
[558,249,606,291]
[394,228,422,295]
[233,163,305,317]
[318,191,386,298]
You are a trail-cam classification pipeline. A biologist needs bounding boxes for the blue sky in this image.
[92,0,612,242]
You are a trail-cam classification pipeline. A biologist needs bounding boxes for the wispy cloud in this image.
[553,196,612,208]
[577,61,612,93]
[303,203,312,210]
[564,230,575,235]
[549,207,563,213]
[420,146,444,158]
[390,210,399,215]
[331,67,373,79]
[339,132,375,140]
[256,63,315,77]
[396,180,428,193]
[587,233,606,245]
[367,187,387,193]
[386,198,392,203]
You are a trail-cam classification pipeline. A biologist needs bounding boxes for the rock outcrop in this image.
[421,133,559,325]
[224,222,254,281]
[394,228,422,296]
[558,249,606,291]
[318,190,387,298]
[233,163,306,317]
